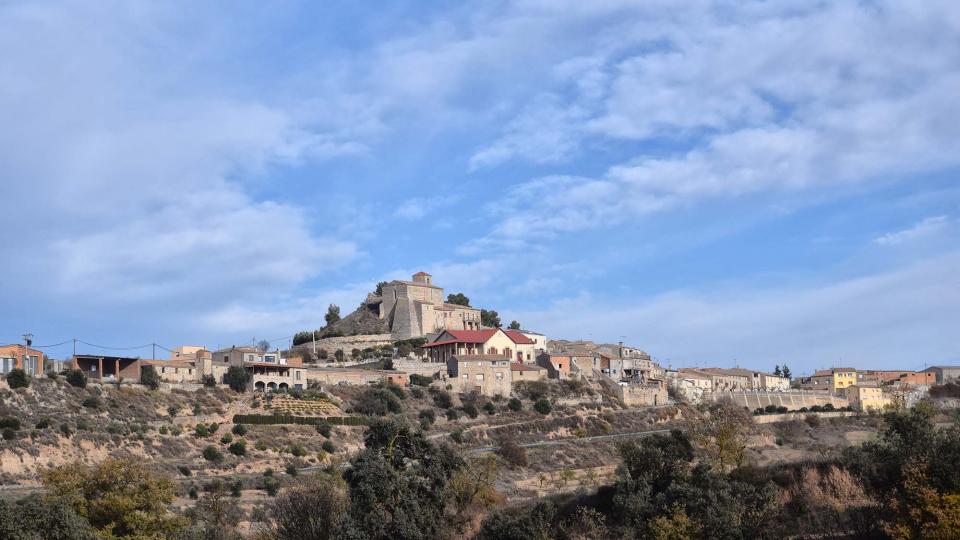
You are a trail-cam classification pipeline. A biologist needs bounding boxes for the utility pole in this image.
[22,332,33,373]
[72,338,77,358]
[312,329,316,356]
[152,343,156,360]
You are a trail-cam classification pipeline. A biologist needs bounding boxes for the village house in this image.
[446,355,512,397]
[141,359,199,383]
[307,367,409,387]
[511,362,547,383]
[423,328,537,364]
[862,370,936,387]
[536,351,585,379]
[519,330,548,353]
[72,354,141,382]
[0,344,45,376]
[700,368,752,391]
[921,366,960,385]
[844,384,892,411]
[210,346,306,392]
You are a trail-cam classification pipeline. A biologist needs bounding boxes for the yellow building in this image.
[844,385,891,412]
[813,368,858,394]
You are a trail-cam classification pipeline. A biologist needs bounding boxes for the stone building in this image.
[372,272,482,340]
[446,355,512,397]
[844,384,892,411]
[922,366,960,385]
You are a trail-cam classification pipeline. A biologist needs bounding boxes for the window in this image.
[296,371,301,380]
[223,355,229,363]
[161,367,166,373]
[475,374,484,381]
[462,374,468,380]
[496,372,503,380]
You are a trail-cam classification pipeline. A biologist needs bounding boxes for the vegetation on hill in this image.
[447,292,470,306]
[481,309,501,328]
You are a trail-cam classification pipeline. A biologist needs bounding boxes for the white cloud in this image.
[466,1,960,244]
[514,252,960,372]
[874,216,950,246]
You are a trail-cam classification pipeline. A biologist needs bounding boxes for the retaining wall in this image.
[704,390,849,411]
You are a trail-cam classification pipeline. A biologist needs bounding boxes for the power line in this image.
[28,339,73,348]
[76,340,154,351]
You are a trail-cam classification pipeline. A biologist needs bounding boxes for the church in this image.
[370,272,482,340]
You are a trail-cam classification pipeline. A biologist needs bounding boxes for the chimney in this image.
[618,341,623,358]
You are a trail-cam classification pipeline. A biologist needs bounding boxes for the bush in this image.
[82,396,100,409]
[2,428,15,441]
[255,440,268,451]
[776,406,788,414]
[201,374,217,387]
[496,439,528,468]
[286,463,298,477]
[508,397,522,412]
[0,417,21,430]
[463,403,479,419]
[450,429,464,444]
[316,422,332,438]
[35,418,49,429]
[263,478,279,496]
[805,414,821,428]
[410,374,433,387]
[419,409,436,426]
[220,433,233,444]
[232,424,247,436]
[202,445,224,463]
[433,390,453,409]
[5,368,29,389]
[66,369,87,388]
[194,424,209,438]
[46,370,59,380]
[533,398,552,415]
[290,444,307,457]
[188,486,199,499]
[230,480,243,497]
[411,387,424,399]
[59,423,72,437]
[445,409,459,421]
[139,365,160,390]
[228,440,247,456]
[322,440,336,454]
[178,466,192,476]
[223,366,251,392]
[484,402,497,415]
[354,388,402,416]
[385,384,407,400]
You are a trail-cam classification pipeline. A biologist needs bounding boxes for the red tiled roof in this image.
[444,329,498,342]
[504,330,535,344]
[421,339,459,348]
[413,271,431,276]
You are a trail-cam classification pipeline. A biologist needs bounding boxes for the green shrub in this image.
[263,478,279,496]
[58,423,72,437]
[46,370,59,380]
[0,417,21,430]
[255,440,268,451]
[483,402,496,415]
[508,398,522,412]
[66,369,87,388]
[34,418,49,429]
[411,387,425,399]
[202,445,224,463]
[463,403,479,419]
[385,384,407,400]
[194,424,209,438]
[419,409,436,427]
[188,486,199,499]
[228,440,247,456]
[445,409,459,421]
[178,466,192,476]
[201,374,217,387]
[410,374,433,387]
[232,424,248,436]
[2,428,16,441]
[354,388,402,416]
[533,398,552,415]
[171,425,183,436]
[139,365,160,390]
[285,463,298,477]
[220,433,233,444]
[167,405,180,417]
[316,422,332,438]
[208,422,220,433]
[450,428,464,444]
[230,480,243,497]
[223,366,251,392]
[321,440,336,454]
[433,390,453,409]
[5,369,30,389]
[289,444,307,457]
[82,396,100,409]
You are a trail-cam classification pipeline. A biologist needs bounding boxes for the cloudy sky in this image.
[2,1,958,374]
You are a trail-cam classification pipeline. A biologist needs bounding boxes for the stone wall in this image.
[393,359,447,377]
[703,390,849,411]
[295,334,393,357]
[596,370,668,406]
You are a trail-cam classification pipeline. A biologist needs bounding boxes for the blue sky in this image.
[1,1,958,374]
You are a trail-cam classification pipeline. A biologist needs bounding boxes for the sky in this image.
[1,1,958,374]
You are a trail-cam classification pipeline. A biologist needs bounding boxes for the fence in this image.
[232,414,369,426]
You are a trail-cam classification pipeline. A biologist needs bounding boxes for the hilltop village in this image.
[2,272,959,538]
[2,271,953,411]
